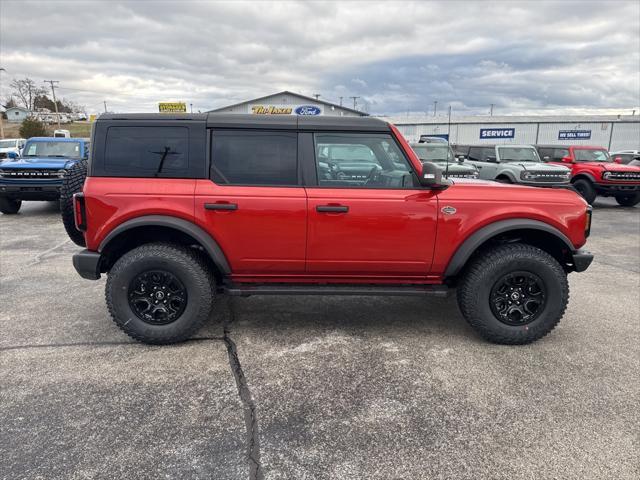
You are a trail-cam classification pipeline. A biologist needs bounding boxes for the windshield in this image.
[497,147,541,162]
[23,141,82,158]
[574,149,611,162]
[412,144,454,162]
[0,140,17,148]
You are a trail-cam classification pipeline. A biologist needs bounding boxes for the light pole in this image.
[0,67,5,139]
[44,80,61,129]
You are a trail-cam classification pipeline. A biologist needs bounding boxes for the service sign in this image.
[159,102,187,113]
[480,128,515,139]
[558,130,591,140]
[251,104,323,115]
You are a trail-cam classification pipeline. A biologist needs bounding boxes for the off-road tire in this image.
[572,178,597,205]
[615,193,640,207]
[59,160,87,246]
[457,243,569,345]
[0,198,21,214]
[106,243,215,344]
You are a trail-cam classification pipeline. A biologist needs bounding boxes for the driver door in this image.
[304,132,438,277]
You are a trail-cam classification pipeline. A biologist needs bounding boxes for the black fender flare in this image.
[99,215,231,275]
[571,172,597,184]
[444,219,574,277]
[495,171,517,182]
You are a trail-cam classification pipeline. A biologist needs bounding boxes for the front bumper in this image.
[0,181,62,200]
[571,249,594,273]
[520,180,571,188]
[72,250,102,280]
[594,183,639,194]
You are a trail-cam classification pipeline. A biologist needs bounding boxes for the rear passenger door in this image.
[194,130,307,275]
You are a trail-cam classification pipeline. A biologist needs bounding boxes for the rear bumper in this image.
[571,249,594,273]
[72,249,102,280]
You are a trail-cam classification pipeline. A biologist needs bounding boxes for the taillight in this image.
[73,193,87,231]
[585,205,592,238]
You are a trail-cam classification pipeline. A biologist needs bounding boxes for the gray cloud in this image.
[0,0,638,115]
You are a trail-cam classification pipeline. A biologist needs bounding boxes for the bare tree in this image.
[10,78,47,110]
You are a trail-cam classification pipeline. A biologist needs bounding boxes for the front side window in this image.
[314,133,414,188]
[211,130,298,186]
[497,147,541,162]
[23,141,82,158]
[574,149,611,162]
[468,147,495,161]
[553,148,570,160]
[104,126,188,176]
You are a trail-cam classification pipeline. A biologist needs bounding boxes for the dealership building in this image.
[209,91,367,117]
[385,114,640,151]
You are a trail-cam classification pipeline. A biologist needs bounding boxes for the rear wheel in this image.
[457,243,568,344]
[59,160,87,246]
[572,178,597,204]
[615,192,640,207]
[0,198,21,214]
[106,243,215,344]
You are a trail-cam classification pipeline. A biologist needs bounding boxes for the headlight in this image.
[57,169,67,178]
[602,171,611,180]
[520,171,538,180]
[469,172,479,179]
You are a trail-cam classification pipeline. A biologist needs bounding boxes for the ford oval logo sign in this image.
[295,105,321,116]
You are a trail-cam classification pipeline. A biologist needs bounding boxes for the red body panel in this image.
[193,180,307,274]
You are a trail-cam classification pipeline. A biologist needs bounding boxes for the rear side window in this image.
[210,130,298,186]
[104,126,189,176]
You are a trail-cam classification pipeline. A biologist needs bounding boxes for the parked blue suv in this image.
[0,137,89,214]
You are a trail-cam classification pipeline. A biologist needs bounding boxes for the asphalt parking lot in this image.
[1,199,638,480]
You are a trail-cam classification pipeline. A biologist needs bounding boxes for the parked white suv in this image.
[0,138,26,161]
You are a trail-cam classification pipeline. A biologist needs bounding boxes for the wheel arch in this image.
[98,215,231,280]
[570,172,597,184]
[495,171,516,182]
[444,219,575,280]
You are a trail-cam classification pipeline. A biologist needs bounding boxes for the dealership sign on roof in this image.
[250,104,322,115]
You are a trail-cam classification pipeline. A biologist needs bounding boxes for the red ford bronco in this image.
[67,114,593,345]
[536,145,640,206]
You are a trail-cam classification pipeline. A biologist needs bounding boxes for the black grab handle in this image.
[205,203,238,211]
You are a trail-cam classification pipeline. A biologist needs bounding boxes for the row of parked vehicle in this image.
[412,138,640,206]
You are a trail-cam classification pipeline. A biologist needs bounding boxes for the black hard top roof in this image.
[97,113,389,132]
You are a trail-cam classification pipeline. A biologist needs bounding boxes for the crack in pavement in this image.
[222,298,265,480]
[26,238,72,266]
[0,336,223,352]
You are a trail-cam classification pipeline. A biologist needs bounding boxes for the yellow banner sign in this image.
[159,102,187,113]
[251,105,293,115]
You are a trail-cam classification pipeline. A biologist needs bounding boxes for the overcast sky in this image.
[1,0,639,116]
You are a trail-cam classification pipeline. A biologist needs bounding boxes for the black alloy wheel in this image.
[489,271,547,326]
[128,270,188,325]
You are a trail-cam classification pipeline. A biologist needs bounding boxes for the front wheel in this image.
[615,193,640,207]
[457,243,569,344]
[572,179,597,205]
[0,197,22,214]
[106,243,215,344]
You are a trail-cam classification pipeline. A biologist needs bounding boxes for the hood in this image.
[0,156,77,170]
[584,162,640,172]
[512,162,570,172]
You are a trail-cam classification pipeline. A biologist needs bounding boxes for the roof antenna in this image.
[445,105,452,178]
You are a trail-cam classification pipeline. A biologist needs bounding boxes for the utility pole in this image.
[0,67,5,139]
[350,96,359,110]
[313,93,321,100]
[43,80,61,128]
[490,104,494,116]
[190,103,193,113]
[339,96,343,107]
[433,101,438,117]
[103,101,108,113]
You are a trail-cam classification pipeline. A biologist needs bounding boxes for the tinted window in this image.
[468,147,495,161]
[553,148,569,161]
[104,127,188,176]
[537,148,553,161]
[211,131,298,186]
[314,133,413,188]
[23,140,83,158]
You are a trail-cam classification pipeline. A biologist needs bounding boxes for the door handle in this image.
[316,205,349,213]
[205,202,238,211]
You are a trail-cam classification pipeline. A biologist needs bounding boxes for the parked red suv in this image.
[536,145,640,206]
[67,114,593,345]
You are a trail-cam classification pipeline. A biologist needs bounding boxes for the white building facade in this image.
[386,115,640,151]
[209,91,367,117]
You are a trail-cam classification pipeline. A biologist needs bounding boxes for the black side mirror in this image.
[7,151,18,159]
[419,162,447,188]
[486,156,497,163]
